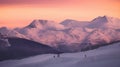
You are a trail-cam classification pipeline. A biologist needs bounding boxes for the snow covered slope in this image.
[82,28,120,45]
[0,42,120,67]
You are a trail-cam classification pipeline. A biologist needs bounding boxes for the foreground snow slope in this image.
[0,42,120,67]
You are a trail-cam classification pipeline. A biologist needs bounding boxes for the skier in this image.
[84,54,87,58]
[53,55,55,58]
[57,53,60,57]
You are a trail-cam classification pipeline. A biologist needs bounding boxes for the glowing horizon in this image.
[0,0,120,28]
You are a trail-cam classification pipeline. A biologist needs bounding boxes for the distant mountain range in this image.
[0,15,120,53]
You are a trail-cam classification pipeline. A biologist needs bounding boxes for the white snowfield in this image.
[0,42,120,67]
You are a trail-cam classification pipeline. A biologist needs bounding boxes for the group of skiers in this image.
[53,53,87,58]
[53,54,60,58]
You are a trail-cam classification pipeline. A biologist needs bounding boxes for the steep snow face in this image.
[61,19,90,28]
[105,16,120,29]
[88,16,120,29]
[82,28,120,45]
[67,27,88,43]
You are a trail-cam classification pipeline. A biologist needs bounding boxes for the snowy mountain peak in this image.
[27,20,42,28]
[28,20,47,28]
[88,16,120,29]
[91,16,110,23]
[27,19,55,29]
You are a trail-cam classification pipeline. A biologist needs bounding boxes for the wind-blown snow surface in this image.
[0,42,120,67]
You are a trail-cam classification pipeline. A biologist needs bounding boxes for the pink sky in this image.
[0,0,120,28]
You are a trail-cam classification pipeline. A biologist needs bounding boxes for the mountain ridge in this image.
[0,16,120,52]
